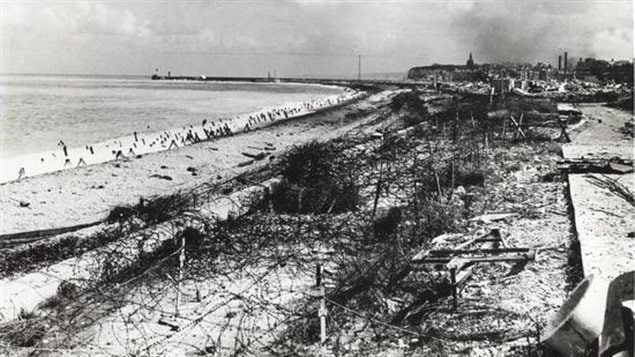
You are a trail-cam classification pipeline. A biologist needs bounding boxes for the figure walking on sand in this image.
[17,167,26,180]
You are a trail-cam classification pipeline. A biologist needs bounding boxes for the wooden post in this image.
[175,235,186,317]
[484,133,489,153]
[316,263,322,288]
[453,110,460,144]
[451,268,457,311]
[319,286,327,353]
[451,158,455,190]
[558,115,571,142]
[372,155,384,220]
[475,144,480,170]
[434,170,442,201]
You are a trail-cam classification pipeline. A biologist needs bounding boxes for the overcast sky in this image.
[1,0,632,77]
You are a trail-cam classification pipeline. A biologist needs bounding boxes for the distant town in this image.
[408,52,633,92]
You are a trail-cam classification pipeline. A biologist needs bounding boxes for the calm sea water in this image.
[0,74,343,159]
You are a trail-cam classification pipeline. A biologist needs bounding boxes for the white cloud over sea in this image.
[1,0,632,76]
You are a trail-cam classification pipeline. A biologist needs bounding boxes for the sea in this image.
[0,74,344,161]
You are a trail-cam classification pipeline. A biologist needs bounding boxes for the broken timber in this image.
[412,229,535,310]
[505,112,572,142]
[557,158,634,174]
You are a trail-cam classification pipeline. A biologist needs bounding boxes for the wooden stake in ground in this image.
[501,120,507,139]
[557,115,571,142]
[175,234,186,317]
[484,132,489,154]
[319,285,328,356]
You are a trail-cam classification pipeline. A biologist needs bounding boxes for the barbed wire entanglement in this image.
[1,89,570,356]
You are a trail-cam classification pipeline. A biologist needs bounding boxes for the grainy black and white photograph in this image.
[0,0,633,356]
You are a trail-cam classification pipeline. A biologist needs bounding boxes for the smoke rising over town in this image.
[452,1,632,65]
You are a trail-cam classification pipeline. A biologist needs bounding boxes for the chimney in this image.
[564,52,568,74]
[558,55,562,71]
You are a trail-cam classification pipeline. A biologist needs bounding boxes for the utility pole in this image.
[358,54,362,81]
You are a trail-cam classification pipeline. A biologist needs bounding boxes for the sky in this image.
[0,0,632,77]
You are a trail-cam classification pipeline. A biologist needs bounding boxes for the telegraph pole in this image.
[358,54,362,80]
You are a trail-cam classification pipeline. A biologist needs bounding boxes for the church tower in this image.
[466,52,475,70]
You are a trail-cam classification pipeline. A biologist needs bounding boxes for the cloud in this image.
[2,1,151,38]
[1,0,632,76]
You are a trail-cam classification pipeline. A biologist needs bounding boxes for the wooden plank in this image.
[0,220,103,244]
[456,229,501,249]
[416,252,535,265]
[428,247,531,256]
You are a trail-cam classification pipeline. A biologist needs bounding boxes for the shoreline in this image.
[0,89,391,235]
[0,87,363,184]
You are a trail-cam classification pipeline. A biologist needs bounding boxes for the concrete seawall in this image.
[562,104,634,283]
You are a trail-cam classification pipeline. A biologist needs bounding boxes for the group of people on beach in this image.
[15,89,362,181]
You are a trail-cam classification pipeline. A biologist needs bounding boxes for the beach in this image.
[0,74,358,184]
[0,88,381,235]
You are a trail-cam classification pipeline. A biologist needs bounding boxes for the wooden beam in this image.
[427,247,531,256]
[415,252,536,265]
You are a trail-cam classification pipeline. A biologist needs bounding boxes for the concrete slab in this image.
[563,104,634,283]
